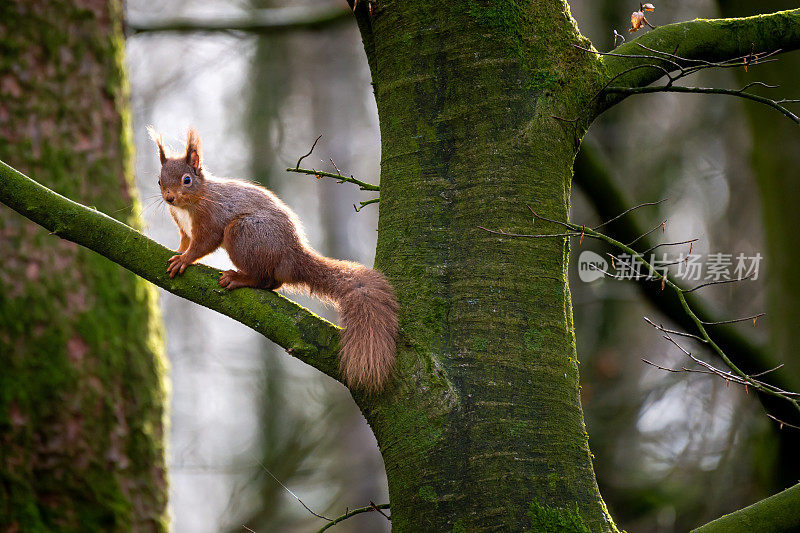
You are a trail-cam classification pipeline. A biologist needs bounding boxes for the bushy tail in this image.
[338,268,398,392]
[297,253,399,393]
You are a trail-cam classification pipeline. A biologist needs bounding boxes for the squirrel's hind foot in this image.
[219,269,281,291]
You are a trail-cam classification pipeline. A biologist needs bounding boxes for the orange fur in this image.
[153,127,398,392]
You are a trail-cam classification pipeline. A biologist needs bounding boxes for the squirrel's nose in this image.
[165,194,175,204]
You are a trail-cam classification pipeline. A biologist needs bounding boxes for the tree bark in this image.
[354,1,615,530]
[0,1,168,530]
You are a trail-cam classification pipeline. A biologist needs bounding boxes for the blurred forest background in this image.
[122,0,796,531]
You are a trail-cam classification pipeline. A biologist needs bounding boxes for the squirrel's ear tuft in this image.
[147,126,167,165]
[185,127,202,172]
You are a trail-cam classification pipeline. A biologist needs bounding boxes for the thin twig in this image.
[751,364,785,378]
[329,158,342,176]
[354,197,380,212]
[642,238,698,255]
[604,85,800,124]
[643,317,708,343]
[370,501,391,520]
[295,135,323,169]
[316,503,391,533]
[592,198,667,230]
[626,219,666,246]
[767,414,800,431]
[478,226,580,239]
[683,274,754,293]
[700,313,765,326]
[255,458,331,521]
[574,43,796,123]
[642,358,683,373]
[286,167,380,191]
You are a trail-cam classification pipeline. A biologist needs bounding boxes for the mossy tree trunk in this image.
[349,2,800,531]
[0,1,168,531]
[352,1,615,530]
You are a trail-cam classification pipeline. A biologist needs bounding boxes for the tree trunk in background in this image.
[718,0,800,494]
[352,1,616,530]
[0,1,168,531]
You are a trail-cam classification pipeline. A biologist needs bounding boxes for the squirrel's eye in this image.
[157,179,161,186]
[183,176,191,185]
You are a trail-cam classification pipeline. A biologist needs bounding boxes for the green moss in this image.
[524,327,541,352]
[452,519,467,532]
[419,485,438,503]
[546,472,559,491]
[471,336,488,351]
[467,0,524,39]
[526,502,590,533]
[510,420,528,438]
[526,71,560,92]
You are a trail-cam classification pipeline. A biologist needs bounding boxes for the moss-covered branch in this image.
[691,482,800,532]
[0,160,342,382]
[601,9,800,91]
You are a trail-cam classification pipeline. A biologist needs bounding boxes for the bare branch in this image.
[296,135,323,169]
[604,85,800,125]
[766,414,800,431]
[127,5,352,36]
[316,503,391,533]
[477,226,580,239]
[354,197,380,212]
[684,275,754,293]
[286,167,380,192]
[642,238,698,255]
[700,313,765,326]
[626,219,666,246]
[643,317,707,343]
[592,198,667,230]
[254,457,331,521]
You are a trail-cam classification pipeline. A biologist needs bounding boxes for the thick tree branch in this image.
[691,482,800,532]
[601,9,800,92]
[127,5,352,36]
[0,160,343,382]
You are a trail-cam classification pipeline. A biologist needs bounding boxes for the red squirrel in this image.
[149,127,398,393]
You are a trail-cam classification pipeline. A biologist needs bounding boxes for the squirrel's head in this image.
[148,127,205,208]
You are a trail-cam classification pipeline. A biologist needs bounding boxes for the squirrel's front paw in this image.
[167,254,191,278]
